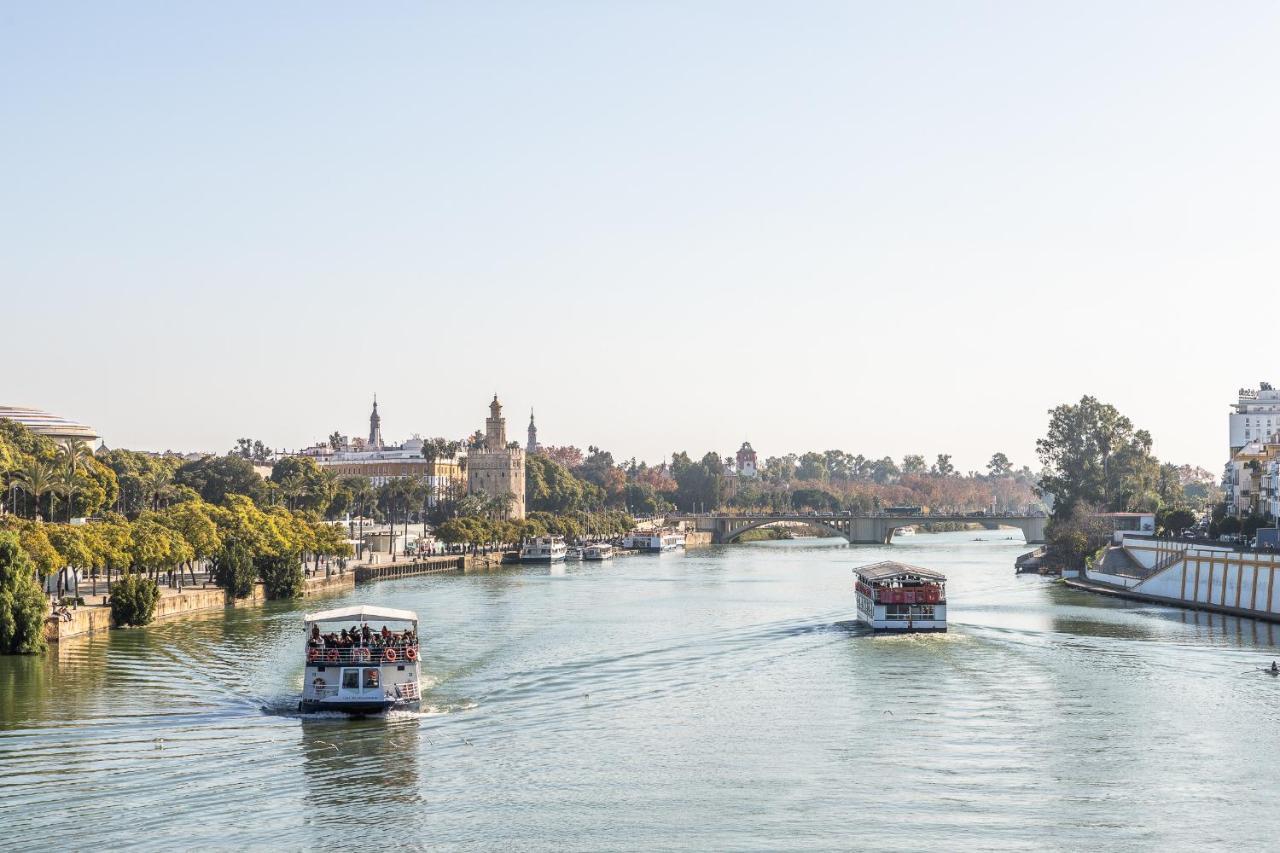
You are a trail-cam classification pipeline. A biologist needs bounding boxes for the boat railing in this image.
[306,644,420,665]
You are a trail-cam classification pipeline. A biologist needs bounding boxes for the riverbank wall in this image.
[1069,534,1280,624]
[45,571,357,643]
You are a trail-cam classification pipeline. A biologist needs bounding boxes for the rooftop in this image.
[853,561,946,581]
[0,406,99,442]
[304,605,418,625]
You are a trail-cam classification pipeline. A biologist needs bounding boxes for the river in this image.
[2,532,1279,850]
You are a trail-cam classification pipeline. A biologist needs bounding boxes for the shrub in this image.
[212,540,255,599]
[110,572,160,627]
[0,531,48,654]
[257,554,303,600]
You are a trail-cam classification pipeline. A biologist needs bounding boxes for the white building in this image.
[1229,383,1280,456]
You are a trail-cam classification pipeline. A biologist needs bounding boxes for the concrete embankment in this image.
[46,571,356,643]
[1067,535,1280,624]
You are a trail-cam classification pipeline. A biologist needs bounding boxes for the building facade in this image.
[467,396,526,519]
[0,406,99,444]
[308,399,463,496]
[1230,383,1280,456]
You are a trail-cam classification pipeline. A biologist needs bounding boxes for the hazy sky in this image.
[4,2,1277,472]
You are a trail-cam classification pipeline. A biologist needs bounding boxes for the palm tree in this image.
[59,438,92,522]
[144,466,173,511]
[11,457,65,521]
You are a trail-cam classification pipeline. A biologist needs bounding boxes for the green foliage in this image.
[0,531,48,654]
[526,454,594,513]
[269,456,334,513]
[212,539,256,598]
[110,572,160,627]
[1157,507,1197,536]
[174,455,265,505]
[987,452,1012,477]
[932,454,955,477]
[670,452,725,512]
[1036,396,1160,516]
[1045,505,1112,571]
[257,554,302,600]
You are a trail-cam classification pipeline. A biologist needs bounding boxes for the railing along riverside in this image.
[306,644,420,665]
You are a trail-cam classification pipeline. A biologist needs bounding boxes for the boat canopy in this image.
[853,561,946,582]
[304,605,418,626]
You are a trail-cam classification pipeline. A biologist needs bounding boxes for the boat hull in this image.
[519,555,566,563]
[300,698,415,717]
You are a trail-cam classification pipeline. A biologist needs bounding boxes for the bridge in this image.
[668,512,1047,545]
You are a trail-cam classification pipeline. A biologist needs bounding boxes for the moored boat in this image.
[853,561,947,632]
[622,529,684,552]
[520,535,568,563]
[301,605,422,716]
[894,526,915,537]
[583,543,614,561]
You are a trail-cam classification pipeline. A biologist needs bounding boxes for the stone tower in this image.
[368,396,384,449]
[484,394,507,450]
[467,394,526,519]
[527,409,539,454]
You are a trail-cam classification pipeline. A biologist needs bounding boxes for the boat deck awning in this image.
[853,561,946,582]
[304,605,418,625]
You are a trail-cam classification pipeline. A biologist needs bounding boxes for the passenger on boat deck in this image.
[380,625,391,642]
[361,624,373,644]
[309,626,322,647]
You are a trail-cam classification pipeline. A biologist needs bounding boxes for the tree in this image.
[932,454,955,477]
[1157,507,1197,536]
[1036,396,1160,516]
[110,572,160,627]
[10,457,64,521]
[57,438,94,521]
[0,531,48,654]
[796,452,827,482]
[987,452,1012,478]
[327,431,344,451]
[174,455,266,505]
[526,454,591,514]
[231,438,272,464]
[212,538,255,598]
[269,456,334,513]
[902,455,927,475]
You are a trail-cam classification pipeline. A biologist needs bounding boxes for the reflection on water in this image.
[2,532,1280,849]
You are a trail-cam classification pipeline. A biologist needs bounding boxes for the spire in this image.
[527,407,539,454]
[368,394,383,449]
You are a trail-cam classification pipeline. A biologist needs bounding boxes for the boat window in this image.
[363,668,380,689]
[342,669,360,690]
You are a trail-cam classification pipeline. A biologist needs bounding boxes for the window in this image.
[363,669,380,689]
[342,669,360,690]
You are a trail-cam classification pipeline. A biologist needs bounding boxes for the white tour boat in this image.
[894,526,916,537]
[301,605,422,716]
[520,535,568,563]
[853,561,947,632]
[622,529,685,552]
[582,543,614,561]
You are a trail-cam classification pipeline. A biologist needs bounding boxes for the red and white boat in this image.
[853,561,947,632]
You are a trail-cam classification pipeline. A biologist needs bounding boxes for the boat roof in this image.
[853,560,946,581]
[304,605,418,625]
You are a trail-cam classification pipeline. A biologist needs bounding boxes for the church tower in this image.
[527,409,539,454]
[368,396,384,449]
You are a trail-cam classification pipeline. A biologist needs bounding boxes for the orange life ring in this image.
[326,649,339,664]
[356,647,371,662]
[307,648,320,662]
[383,647,398,663]
[405,647,418,661]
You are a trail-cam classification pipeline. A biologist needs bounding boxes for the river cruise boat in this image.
[520,535,568,563]
[853,561,946,632]
[301,605,422,716]
[622,530,685,552]
[894,526,915,537]
[583,543,614,561]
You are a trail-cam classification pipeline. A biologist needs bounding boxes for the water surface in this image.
[2,532,1278,850]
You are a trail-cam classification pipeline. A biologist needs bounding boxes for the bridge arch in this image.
[721,518,850,543]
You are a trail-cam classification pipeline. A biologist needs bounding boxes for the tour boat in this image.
[622,530,684,552]
[894,526,915,537]
[301,605,422,716]
[583,543,614,561]
[853,561,947,632]
[520,535,568,563]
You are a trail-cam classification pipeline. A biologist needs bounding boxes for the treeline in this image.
[0,421,352,652]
